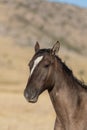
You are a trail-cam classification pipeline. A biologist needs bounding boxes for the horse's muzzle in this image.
[24,89,38,103]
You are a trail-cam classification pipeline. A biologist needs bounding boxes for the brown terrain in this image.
[0,0,87,130]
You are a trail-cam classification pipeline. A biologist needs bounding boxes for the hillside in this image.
[0,0,87,54]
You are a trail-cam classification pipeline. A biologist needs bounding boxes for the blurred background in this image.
[0,0,87,130]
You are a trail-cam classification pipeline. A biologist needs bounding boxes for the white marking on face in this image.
[30,56,43,75]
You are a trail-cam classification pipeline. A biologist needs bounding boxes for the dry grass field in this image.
[0,35,87,130]
[0,90,55,130]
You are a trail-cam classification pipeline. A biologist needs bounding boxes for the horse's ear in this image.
[51,41,60,55]
[35,41,40,53]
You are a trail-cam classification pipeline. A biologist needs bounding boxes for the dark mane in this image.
[56,55,87,90]
[36,49,87,90]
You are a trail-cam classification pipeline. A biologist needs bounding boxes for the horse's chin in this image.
[27,96,38,103]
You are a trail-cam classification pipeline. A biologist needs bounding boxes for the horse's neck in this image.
[49,70,79,128]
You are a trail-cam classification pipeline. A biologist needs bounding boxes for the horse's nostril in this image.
[24,90,29,99]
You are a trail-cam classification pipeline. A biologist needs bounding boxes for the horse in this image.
[24,41,87,130]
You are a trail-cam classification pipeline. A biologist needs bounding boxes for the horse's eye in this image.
[44,61,50,68]
[44,64,50,68]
